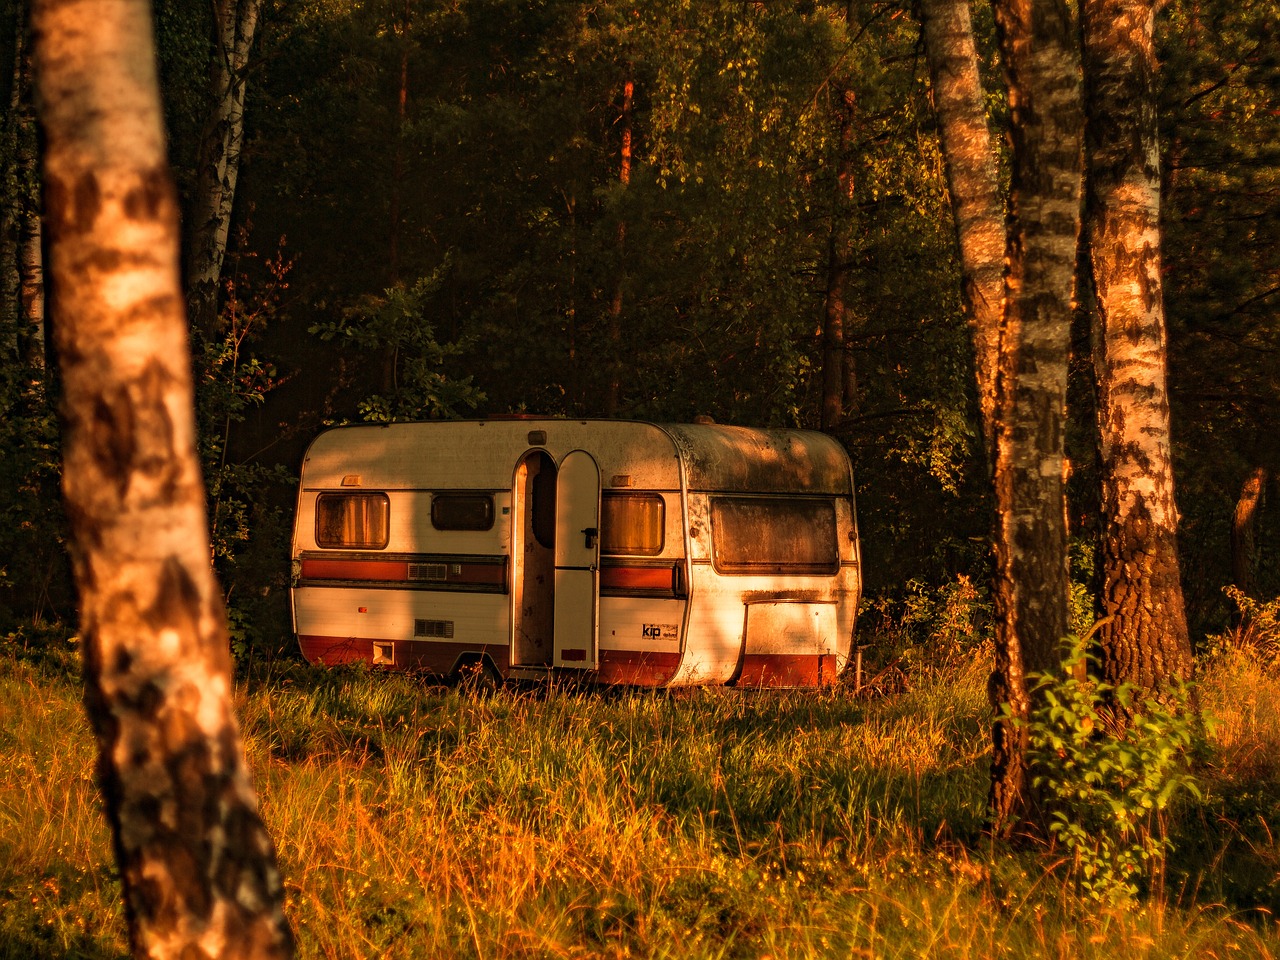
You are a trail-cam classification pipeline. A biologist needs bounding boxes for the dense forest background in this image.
[0,0,1275,651]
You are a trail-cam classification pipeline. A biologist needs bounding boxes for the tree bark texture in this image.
[186,0,263,338]
[30,1,293,957]
[1084,0,1193,691]
[988,0,1085,833]
[919,0,1006,462]
[1231,466,1268,597]
[821,87,857,432]
[3,6,46,365]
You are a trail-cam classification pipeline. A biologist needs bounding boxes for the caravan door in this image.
[553,450,601,668]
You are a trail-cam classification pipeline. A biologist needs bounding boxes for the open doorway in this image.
[512,450,556,666]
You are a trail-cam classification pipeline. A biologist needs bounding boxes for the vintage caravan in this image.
[290,419,861,688]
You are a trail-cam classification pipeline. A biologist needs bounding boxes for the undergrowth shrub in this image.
[1025,636,1203,904]
[1207,586,1280,665]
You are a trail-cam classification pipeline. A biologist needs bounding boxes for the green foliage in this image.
[195,237,298,664]
[1026,637,1204,903]
[309,271,484,423]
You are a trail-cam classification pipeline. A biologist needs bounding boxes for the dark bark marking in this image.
[124,165,177,223]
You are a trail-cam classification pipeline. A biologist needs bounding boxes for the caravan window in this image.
[710,497,838,575]
[316,493,390,549]
[431,494,494,531]
[601,493,664,556]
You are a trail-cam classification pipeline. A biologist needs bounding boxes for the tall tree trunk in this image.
[604,77,632,418]
[1084,0,1193,692]
[821,87,857,432]
[1231,466,1268,597]
[919,0,1007,463]
[186,0,263,338]
[4,4,45,366]
[1,6,25,358]
[30,0,294,956]
[388,0,410,286]
[988,0,1085,833]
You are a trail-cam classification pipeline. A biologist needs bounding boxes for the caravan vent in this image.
[409,563,448,581]
[414,619,454,639]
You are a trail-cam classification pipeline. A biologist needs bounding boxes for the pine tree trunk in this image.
[30,0,293,956]
[1231,466,1268,597]
[919,0,1006,462]
[604,77,632,418]
[821,87,856,433]
[989,0,1085,833]
[1084,0,1193,692]
[186,0,263,338]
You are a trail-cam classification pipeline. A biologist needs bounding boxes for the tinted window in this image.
[710,497,838,575]
[601,493,664,556]
[431,494,494,531]
[316,493,390,549]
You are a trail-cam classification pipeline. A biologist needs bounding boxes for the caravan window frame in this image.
[600,492,665,557]
[709,495,839,576]
[315,492,391,550]
[430,493,495,531]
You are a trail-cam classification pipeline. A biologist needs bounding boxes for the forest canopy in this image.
[0,0,1275,641]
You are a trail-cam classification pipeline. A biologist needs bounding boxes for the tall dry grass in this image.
[2,627,1279,958]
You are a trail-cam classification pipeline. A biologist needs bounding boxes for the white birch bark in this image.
[186,0,263,337]
[989,0,1085,832]
[919,0,1007,461]
[30,0,293,955]
[1084,0,1193,691]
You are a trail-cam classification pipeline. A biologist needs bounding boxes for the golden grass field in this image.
[3,624,1280,959]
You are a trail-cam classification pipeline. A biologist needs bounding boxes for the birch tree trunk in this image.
[30,0,293,956]
[186,0,263,338]
[919,0,1006,462]
[3,6,45,366]
[988,0,1085,832]
[1083,0,1193,692]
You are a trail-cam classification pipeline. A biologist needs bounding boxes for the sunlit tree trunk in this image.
[988,0,1085,833]
[1231,466,1268,597]
[186,0,263,337]
[1084,0,1192,692]
[821,87,857,432]
[30,0,293,956]
[919,0,1006,462]
[604,77,633,418]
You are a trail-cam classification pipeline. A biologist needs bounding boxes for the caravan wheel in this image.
[452,655,502,696]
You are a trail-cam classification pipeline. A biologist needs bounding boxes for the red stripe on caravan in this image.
[300,558,407,581]
[735,654,840,689]
[596,650,681,687]
[599,565,675,592]
[297,635,511,674]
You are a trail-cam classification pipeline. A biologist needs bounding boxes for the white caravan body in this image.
[290,419,861,688]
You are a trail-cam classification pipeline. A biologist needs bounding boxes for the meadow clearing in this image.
[2,619,1280,959]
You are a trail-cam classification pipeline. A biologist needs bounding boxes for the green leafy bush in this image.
[1026,636,1203,903]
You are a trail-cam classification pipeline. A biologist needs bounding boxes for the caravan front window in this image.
[601,493,664,556]
[315,493,390,549]
[710,497,838,575]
